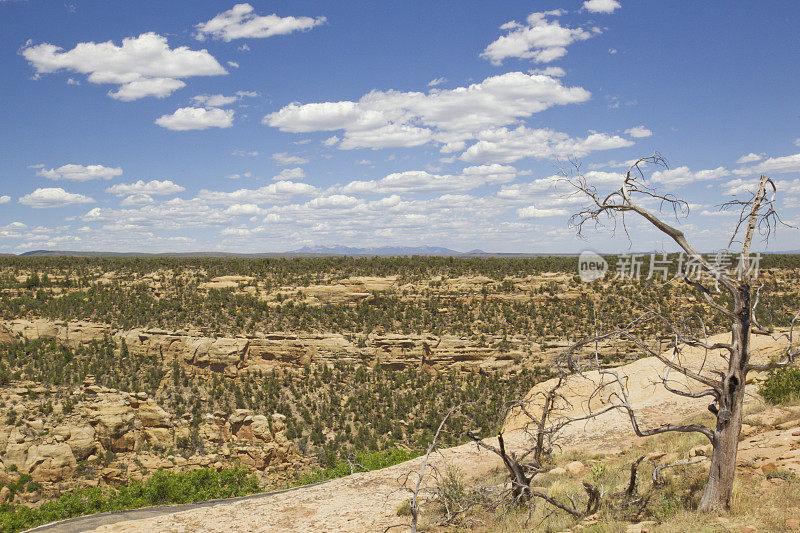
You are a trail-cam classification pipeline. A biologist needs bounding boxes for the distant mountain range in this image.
[8,248,800,258]
[13,246,492,258]
[288,245,488,256]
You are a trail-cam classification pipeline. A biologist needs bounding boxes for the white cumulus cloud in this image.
[517,205,569,218]
[583,0,622,14]
[225,204,265,216]
[0,196,10,205]
[19,188,95,208]
[624,125,652,138]
[459,126,633,164]
[341,165,520,196]
[192,91,258,107]
[22,32,226,101]
[272,152,309,166]
[273,167,306,181]
[37,164,122,181]
[108,77,186,101]
[197,181,318,206]
[120,194,154,207]
[460,164,518,184]
[719,177,800,196]
[650,166,729,187]
[106,180,186,196]
[305,195,359,209]
[192,94,237,107]
[226,172,253,179]
[528,66,566,77]
[481,11,597,65]
[735,153,763,164]
[733,152,800,176]
[155,107,234,131]
[195,3,326,41]
[264,72,591,152]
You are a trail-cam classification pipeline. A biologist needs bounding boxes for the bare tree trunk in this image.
[565,159,788,514]
[699,285,750,512]
[699,389,743,511]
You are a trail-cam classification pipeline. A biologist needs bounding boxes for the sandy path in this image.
[80,333,785,533]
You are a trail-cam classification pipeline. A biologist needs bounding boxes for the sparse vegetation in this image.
[760,366,800,405]
[295,447,417,485]
[0,254,798,529]
[0,467,259,533]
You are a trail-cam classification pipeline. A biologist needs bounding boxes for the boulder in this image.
[144,427,173,449]
[67,426,96,460]
[3,443,28,472]
[26,443,76,482]
[565,461,586,476]
[52,425,71,441]
[200,420,227,443]
[689,444,712,458]
[7,428,26,445]
[89,405,136,452]
[101,467,124,484]
[138,402,172,428]
[271,413,287,433]
[251,415,272,442]
[23,419,44,433]
[228,409,252,426]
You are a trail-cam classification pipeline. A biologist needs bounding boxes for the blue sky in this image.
[1,0,799,253]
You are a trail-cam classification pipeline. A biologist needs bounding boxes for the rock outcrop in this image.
[3,319,112,349]
[3,319,524,375]
[0,378,306,500]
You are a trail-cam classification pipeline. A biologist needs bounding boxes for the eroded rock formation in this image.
[0,377,305,502]
[2,319,523,375]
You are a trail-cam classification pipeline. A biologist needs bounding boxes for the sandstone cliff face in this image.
[81,385,174,453]
[0,377,305,501]
[2,319,523,375]
[3,320,112,350]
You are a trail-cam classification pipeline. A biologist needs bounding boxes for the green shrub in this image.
[0,467,259,533]
[759,366,800,404]
[296,447,417,486]
[396,499,411,516]
[435,465,467,515]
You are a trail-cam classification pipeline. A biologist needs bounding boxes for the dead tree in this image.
[389,403,470,533]
[465,431,600,518]
[465,375,606,519]
[564,154,798,512]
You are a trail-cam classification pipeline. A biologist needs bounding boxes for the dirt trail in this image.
[78,333,785,533]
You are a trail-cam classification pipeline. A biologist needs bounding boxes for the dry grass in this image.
[420,401,800,532]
